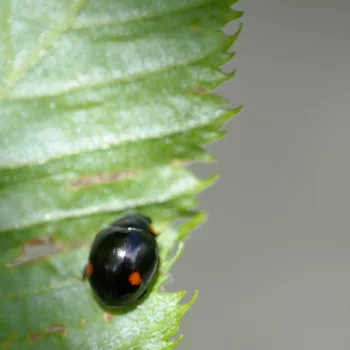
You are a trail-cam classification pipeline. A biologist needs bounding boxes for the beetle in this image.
[83,214,159,308]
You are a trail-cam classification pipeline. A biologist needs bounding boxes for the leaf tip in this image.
[182,290,199,315]
[171,334,184,348]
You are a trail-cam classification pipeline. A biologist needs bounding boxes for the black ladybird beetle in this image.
[83,214,159,308]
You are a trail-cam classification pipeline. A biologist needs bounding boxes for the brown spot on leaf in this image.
[46,323,66,334]
[70,169,141,189]
[196,86,208,95]
[28,332,43,342]
[27,323,66,343]
[81,319,87,326]
[27,238,50,246]
[6,236,60,267]
[103,313,113,322]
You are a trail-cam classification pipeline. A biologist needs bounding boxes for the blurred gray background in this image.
[172,0,350,349]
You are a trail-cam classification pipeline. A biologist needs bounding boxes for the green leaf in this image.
[0,0,242,348]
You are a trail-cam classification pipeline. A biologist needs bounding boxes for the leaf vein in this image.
[2,0,13,78]
[2,0,88,94]
[73,0,221,30]
[4,31,237,101]
[0,279,78,303]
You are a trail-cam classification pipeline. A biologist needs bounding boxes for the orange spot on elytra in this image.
[129,271,142,286]
[149,224,158,236]
[87,263,94,277]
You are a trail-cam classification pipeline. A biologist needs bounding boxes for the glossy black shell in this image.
[86,214,159,308]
